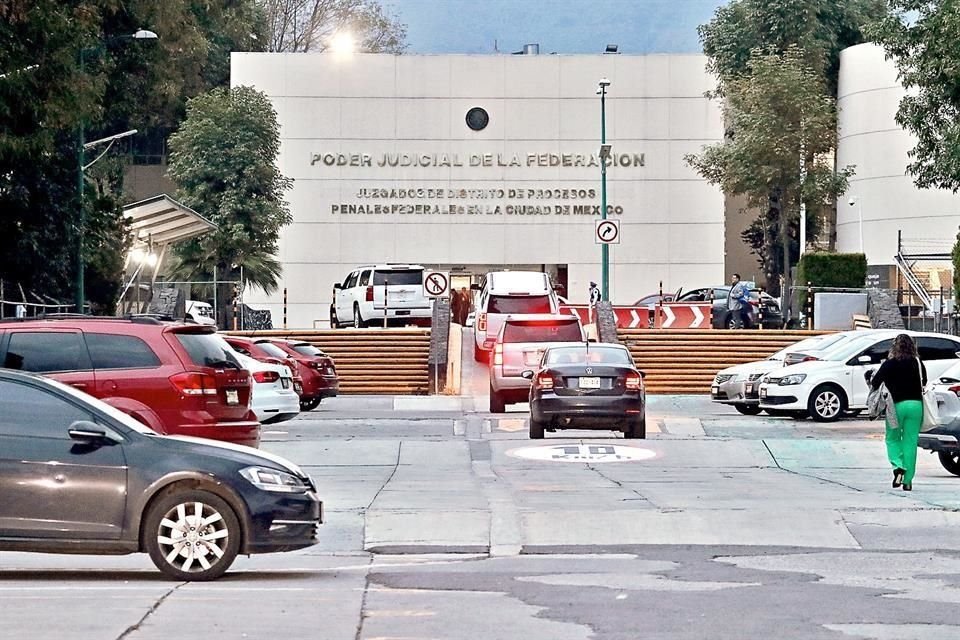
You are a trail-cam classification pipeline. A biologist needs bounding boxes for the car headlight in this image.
[240,466,308,493]
[779,373,807,386]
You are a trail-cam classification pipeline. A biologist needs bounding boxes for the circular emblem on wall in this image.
[507,443,657,463]
[465,107,490,131]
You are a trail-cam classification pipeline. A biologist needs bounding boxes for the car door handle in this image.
[70,383,88,389]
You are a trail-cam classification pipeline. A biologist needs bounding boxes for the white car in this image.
[758,331,960,422]
[185,300,216,325]
[214,337,300,424]
[331,264,432,328]
[711,331,873,415]
[919,362,960,475]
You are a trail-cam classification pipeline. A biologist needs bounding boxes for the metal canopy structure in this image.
[119,194,217,314]
[123,194,216,247]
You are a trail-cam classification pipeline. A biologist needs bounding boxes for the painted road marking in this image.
[507,443,657,463]
[493,418,661,434]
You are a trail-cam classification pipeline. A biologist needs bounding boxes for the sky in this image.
[387,0,728,55]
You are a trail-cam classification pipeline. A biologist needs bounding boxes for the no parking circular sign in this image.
[423,270,449,298]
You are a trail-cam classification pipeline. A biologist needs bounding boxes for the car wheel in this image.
[724,313,736,330]
[143,489,241,581]
[807,384,847,422]
[353,304,365,329]
[938,452,960,476]
[624,416,646,439]
[300,396,321,411]
[489,385,506,413]
[734,404,762,416]
[529,418,545,439]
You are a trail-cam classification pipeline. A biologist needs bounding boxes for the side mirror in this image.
[857,355,872,364]
[68,421,113,445]
[521,370,534,380]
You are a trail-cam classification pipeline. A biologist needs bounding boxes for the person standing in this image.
[870,334,927,491]
[589,281,601,306]
[726,274,750,329]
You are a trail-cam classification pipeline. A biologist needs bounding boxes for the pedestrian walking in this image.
[450,288,463,326]
[589,281,601,306]
[870,334,927,491]
[726,274,751,329]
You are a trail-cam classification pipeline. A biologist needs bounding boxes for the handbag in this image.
[917,358,941,432]
[867,384,887,420]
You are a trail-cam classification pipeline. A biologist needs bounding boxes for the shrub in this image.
[797,252,867,289]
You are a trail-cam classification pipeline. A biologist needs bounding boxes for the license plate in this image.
[226,389,239,405]
[281,378,290,389]
[760,387,767,399]
[579,377,601,389]
[746,383,754,394]
[294,382,303,395]
[711,385,719,395]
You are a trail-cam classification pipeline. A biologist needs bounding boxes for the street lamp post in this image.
[75,29,157,313]
[597,77,611,301]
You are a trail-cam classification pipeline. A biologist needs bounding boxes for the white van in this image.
[185,300,216,326]
[331,264,432,328]
[472,271,560,361]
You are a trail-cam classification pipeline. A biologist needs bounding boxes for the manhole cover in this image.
[507,443,656,463]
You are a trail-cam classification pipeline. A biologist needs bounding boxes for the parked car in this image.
[331,263,432,328]
[676,286,782,329]
[185,300,216,326]
[214,337,299,424]
[473,271,561,362]
[632,292,677,307]
[919,361,960,475]
[488,314,585,412]
[711,331,869,414]
[525,343,646,439]
[0,316,260,446]
[0,369,321,580]
[256,338,338,411]
[222,335,305,397]
[758,331,960,421]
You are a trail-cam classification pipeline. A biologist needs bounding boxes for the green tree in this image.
[953,227,960,304]
[686,47,853,306]
[167,85,293,325]
[871,1,960,191]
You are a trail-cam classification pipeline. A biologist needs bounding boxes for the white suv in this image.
[758,331,960,421]
[331,264,432,328]
[473,271,560,361]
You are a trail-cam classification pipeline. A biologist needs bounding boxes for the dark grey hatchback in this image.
[0,370,322,581]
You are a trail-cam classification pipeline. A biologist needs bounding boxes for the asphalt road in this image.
[4,349,960,639]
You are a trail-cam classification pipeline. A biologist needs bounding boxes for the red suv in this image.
[0,317,260,447]
[256,339,338,411]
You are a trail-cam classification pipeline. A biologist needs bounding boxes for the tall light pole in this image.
[75,29,157,312]
[597,77,611,301]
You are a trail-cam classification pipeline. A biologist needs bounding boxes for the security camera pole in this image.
[598,77,611,301]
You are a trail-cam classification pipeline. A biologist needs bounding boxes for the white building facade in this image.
[836,43,960,274]
[231,52,725,328]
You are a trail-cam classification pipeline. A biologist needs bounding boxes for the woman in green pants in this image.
[870,334,927,491]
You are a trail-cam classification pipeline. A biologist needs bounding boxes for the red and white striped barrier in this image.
[560,303,713,330]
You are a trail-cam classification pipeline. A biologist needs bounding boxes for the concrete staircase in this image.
[237,329,431,395]
[618,329,830,394]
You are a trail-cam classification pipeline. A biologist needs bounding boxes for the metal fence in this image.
[0,281,75,319]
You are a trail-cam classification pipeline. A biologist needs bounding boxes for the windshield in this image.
[545,346,632,365]
[373,269,422,286]
[256,341,290,359]
[823,335,890,362]
[174,332,243,369]
[772,334,849,360]
[488,295,552,314]
[293,343,323,357]
[502,321,581,343]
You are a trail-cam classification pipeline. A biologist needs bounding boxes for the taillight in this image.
[625,372,642,391]
[477,312,487,332]
[366,286,374,302]
[253,371,280,383]
[535,371,554,390]
[950,384,960,398]
[493,342,503,366]
[169,372,218,396]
